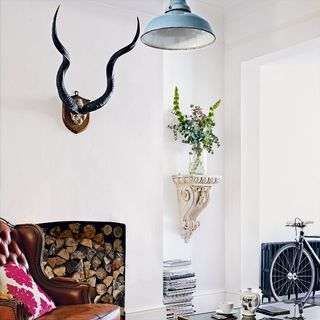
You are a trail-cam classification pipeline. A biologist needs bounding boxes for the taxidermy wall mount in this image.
[52,6,140,133]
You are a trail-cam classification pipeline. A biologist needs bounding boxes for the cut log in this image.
[107,286,113,295]
[65,237,77,247]
[66,246,77,254]
[102,225,112,236]
[43,249,48,262]
[80,238,93,248]
[96,267,107,280]
[113,270,120,281]
[93,243,102,250]
[48,243,57,256]
[91,256,102,270]
[113,239,122,252]
[84,268,96,279]
[94,295,102,303]
[71,250,85,260]
[104,243,113,254]
[96,250,106,261]
[103,276,113,288]
[59,229,73,239]
[55,238,65,250]
[57,249,70,260]
[119,266,125,275]
[68,223,81,234]
[47,256,66,268]
[96,283,107,295]
[118,276,125,284]
[74,233,85,242]
[92,233,104,245]
[113,226,123,238]
[44,265,54,279]
[87,276,97,288]
[45,235,56,245]
[101,294,113,304]
[112,258,124,271]
[105,263,112,273]
[118,285,125,293]
[114,291,124,306]
[72,272,85,282]
[53,265,66,277]
[83,224,96,238]
[66,259,82,275]
[49,226,61,238]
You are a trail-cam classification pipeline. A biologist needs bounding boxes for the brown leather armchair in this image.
[0,218,120,320]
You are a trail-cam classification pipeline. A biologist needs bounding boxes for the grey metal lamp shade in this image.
[141,0,215,50]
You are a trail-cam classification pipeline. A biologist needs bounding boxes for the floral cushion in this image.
[0,263,55,319]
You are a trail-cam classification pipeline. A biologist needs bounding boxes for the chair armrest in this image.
[0,298,28,320]
[43,277,92,306]
[52,276,79,283]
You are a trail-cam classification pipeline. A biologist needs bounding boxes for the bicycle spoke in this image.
[275,260,290,273]
[272,268,288,276]
[276,280,289,295]
[295,280,305,294]
[284,249,294,272]
[272,278,287,285]
[284,280,294,295]
[296,256,308,271]
[292,249,299,268]
[298,278,313,285]
[297,263,311,274]
[296,279,310,292]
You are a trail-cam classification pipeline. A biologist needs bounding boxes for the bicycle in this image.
[269,218,320,313]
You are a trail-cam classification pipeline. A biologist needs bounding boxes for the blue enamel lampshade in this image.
[141,0,215,50]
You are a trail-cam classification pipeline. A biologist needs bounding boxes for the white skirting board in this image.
[126,290,232,319]
[193,289,226,314]
[126,304,167,320]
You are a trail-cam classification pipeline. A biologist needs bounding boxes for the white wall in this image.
[0,0,165,318]
[240,40,320,291]
[259,51,320,243]
[224,0,320,297]
[162,1,225,313]
[0,0,225,318]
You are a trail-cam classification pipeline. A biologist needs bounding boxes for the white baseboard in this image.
[125,289,242,319]
[225,290,241,308]
[126,304,166,320]
[193,289,225,314]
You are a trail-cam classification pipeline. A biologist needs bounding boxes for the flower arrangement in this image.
[168,86,221,174]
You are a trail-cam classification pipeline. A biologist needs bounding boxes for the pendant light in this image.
[141,0,215,50]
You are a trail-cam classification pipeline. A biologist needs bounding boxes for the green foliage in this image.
[168,86,221,154]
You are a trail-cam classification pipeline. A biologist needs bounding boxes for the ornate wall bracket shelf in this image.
[172,175,221,243]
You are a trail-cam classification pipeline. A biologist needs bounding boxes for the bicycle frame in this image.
[298,230,320,268]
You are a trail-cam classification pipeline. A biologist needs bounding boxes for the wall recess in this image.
[172,175,221,242]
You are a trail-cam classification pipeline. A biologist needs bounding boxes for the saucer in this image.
[216,309,238,315]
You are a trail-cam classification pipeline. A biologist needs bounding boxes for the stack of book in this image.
[163,259,196,320]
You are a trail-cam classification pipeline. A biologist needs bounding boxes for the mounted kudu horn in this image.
[52,6,140,133]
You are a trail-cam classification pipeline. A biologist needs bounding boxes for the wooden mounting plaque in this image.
[62,94,90,134]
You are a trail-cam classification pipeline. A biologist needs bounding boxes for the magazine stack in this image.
[163,259,196,320]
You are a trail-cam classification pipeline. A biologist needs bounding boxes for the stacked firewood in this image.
[40,222,125,315]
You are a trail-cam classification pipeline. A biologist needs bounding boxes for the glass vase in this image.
[189,147,206,175]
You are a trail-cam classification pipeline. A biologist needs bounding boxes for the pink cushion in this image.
[0,263,55,319]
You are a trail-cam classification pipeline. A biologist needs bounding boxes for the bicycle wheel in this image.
[270,243,315,303]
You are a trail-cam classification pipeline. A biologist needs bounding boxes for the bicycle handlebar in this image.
[285,220,314,228]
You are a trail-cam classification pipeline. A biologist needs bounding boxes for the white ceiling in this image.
[89,0,244,15]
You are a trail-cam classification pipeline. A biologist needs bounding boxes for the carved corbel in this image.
[172,175,221,242]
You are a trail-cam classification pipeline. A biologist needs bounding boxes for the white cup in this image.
[219,301,234,313]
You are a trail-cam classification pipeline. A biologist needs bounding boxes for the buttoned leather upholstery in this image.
[0,219,120,320]
[0,220,28,271]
